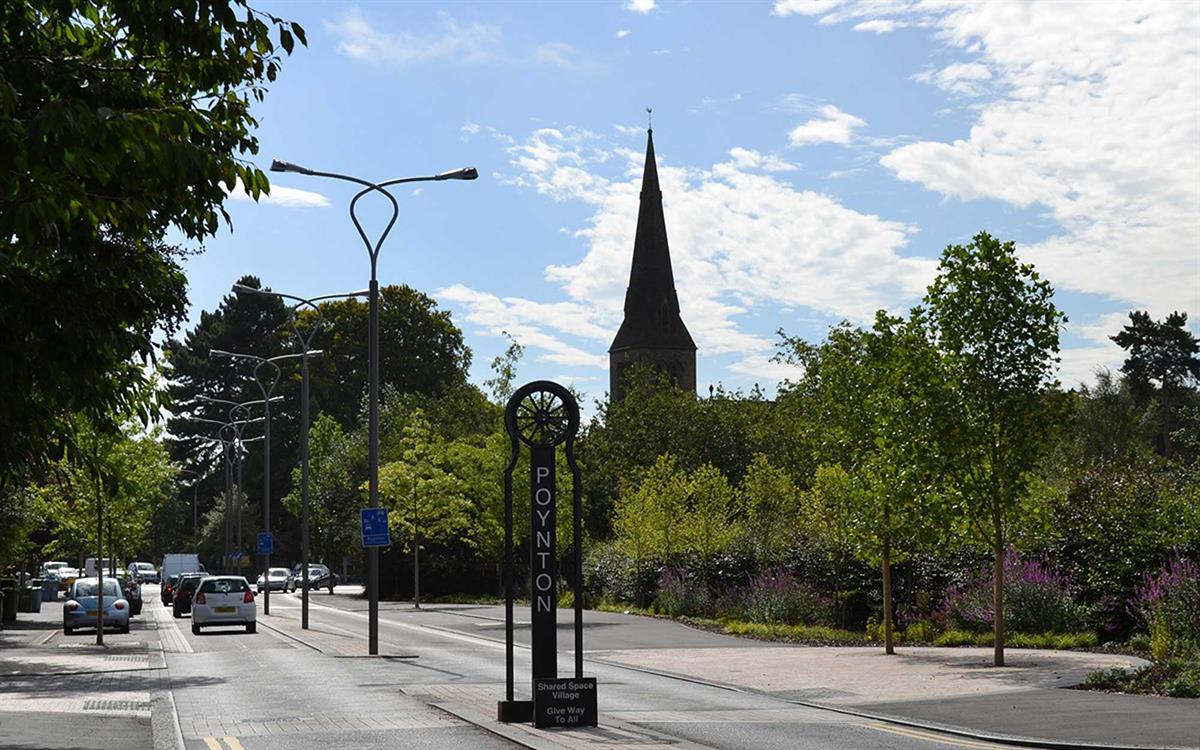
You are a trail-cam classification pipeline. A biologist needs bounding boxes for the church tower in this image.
[609,129,697,400]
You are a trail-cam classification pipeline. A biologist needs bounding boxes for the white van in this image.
[161,554,204,582]
[84,558,125,577]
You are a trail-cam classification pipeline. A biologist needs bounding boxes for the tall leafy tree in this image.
[1111,311,1200,458]
[0,1,304,489]
[925,232,1065,667]
[738,454,800,568]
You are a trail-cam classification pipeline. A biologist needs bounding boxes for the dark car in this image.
[172,573,207,618]
[121,574,143,616]
[161,575,180,605]
[288,563,340,594]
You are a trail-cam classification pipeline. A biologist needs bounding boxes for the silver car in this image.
[63,577,130,635]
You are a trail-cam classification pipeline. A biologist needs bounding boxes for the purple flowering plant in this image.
[1129,557,1200,660]
[938,550,1092,634]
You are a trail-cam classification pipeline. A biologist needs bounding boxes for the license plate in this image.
[215,606,235,613]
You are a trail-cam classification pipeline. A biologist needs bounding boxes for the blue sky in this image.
[184,0,1200,407]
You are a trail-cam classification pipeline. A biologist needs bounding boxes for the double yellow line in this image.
[202,738,246,750]
[861,722,1030,749]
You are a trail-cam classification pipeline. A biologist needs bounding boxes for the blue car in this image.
[63,577,130,635]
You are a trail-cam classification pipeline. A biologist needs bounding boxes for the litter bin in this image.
[42,577,58,602]
[20,585,42,613]
[0,580,17,623]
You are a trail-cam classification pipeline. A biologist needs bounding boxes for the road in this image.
[146,584,1034,750]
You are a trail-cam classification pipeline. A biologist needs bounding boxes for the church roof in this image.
[609,130,697,353]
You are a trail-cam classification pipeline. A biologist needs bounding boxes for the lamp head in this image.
[436,167,478,181]
[270,159,314,175]
[231,283,258,294]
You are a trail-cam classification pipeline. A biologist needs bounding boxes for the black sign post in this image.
[497,381,596,727]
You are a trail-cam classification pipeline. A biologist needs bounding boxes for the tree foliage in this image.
[0,1,304,488]
[1111,311,1200,458]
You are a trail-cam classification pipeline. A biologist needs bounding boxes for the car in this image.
[191,576,256,635]
[128,561,159,583]
[121,574,143,616]
[41,561,69,578]
[288,564,340,594]
[256,567,292,593]
[161,575,180,605]
[172,573,207,618]
[56,567,80,592]
[63,577,129,635]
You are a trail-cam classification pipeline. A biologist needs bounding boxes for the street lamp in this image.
[189,418,260,570]
[198,396,278,566]
[210,349,304,615]
[232,283,362,629]
[176,469,204,537]
[271,158,477,654]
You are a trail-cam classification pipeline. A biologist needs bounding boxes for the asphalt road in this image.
[223,589,1036,750]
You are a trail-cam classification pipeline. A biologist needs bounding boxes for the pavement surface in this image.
[3,583,1196,750]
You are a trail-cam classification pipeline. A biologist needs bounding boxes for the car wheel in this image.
[64,626,72,636]
[329,584,335,595]
[191,622,201,635]
[246,622,256,634]
[172,608,181,619]
[120,623,130,634]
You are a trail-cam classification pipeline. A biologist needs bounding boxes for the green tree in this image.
[282,414,362,570]
[925,231,1065,666]
[377,410,472,607]
[686,464,739,564]
[1111,311,1200,458]
[484,332,525,404]
[0,1,304,489]
[738,454,799,568]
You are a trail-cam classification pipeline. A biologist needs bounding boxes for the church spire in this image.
[609,127,697,398]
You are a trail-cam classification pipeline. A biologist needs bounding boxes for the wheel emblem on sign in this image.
[514,389,570,448]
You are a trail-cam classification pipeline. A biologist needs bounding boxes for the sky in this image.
[185,0,1200,408]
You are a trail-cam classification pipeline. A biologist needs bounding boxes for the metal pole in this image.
[368,274,379,654]
[95,450,104,646]
[300,351,311,628]
[262,397,271,616]
[236,441,244,573]
[224,442,233,572]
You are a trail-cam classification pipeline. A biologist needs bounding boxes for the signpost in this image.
[360,508,390,548]
[496,381,596,728]
[256,532,273,556]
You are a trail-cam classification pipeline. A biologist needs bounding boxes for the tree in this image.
[282,414,362,570]
[0,1,304,489]
[925,231,1065,666]
[377,410,471,607]
[484,332,525,404]
[685,464,739,565]
[738,454,799,568]
[1111,311,1200,458]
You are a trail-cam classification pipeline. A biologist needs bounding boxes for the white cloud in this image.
[533,42,587,70]
[811,1,1200,317]
[626,0,656,13]
[459,122,481,142]
[772,0,845,17]
[913,62,992,96]
[228,185,329,208]
[325,9,500,67]
[616,29,632,38]
[727,355,805,384]
[724,147,799,172]
[449,127,935,382]
[787,104,867,146]
[853,19,903,34]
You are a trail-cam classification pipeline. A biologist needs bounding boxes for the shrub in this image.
[1083,659,1200,699]
[938,551,1093,634]
[720,619,867,644]
[1129,557,1200,661]
[733,567,831,625]
[653,567,712,618]
[902,619,939,643]
[935,629,978,647]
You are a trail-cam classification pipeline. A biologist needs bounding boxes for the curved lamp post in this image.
[210,349,304,615]
[271,158,477,654]
[175,469,204,537]
[233,283,362,629]
[198,396,279,570]
[190,417,263,570]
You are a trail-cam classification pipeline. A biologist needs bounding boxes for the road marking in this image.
[202,739,222,750]
[861,722,1021,749]
[200,738,245,750]
[224,738,246,750]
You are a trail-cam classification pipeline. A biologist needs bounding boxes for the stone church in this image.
[609,128,697,400]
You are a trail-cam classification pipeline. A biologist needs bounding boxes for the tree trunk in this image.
[1162,391,1172,458]
[882,537,895,655]
[992,505,1005,667]
[413,537,421,609]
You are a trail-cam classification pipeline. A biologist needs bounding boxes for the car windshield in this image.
[167,576,179,585]
[45,562,67,570]
[268,568,289,577]
[179,576,204,590]
[200,578,249,594]
[135,563,154,570]
[74,580,121,598]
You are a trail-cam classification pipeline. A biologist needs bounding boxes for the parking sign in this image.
[257,532,273,555]
[360,508,390,548]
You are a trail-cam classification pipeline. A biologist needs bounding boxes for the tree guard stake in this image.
[497,381,597,727]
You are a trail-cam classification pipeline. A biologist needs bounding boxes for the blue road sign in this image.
[257,532,273,556]
[360,508,390,548]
